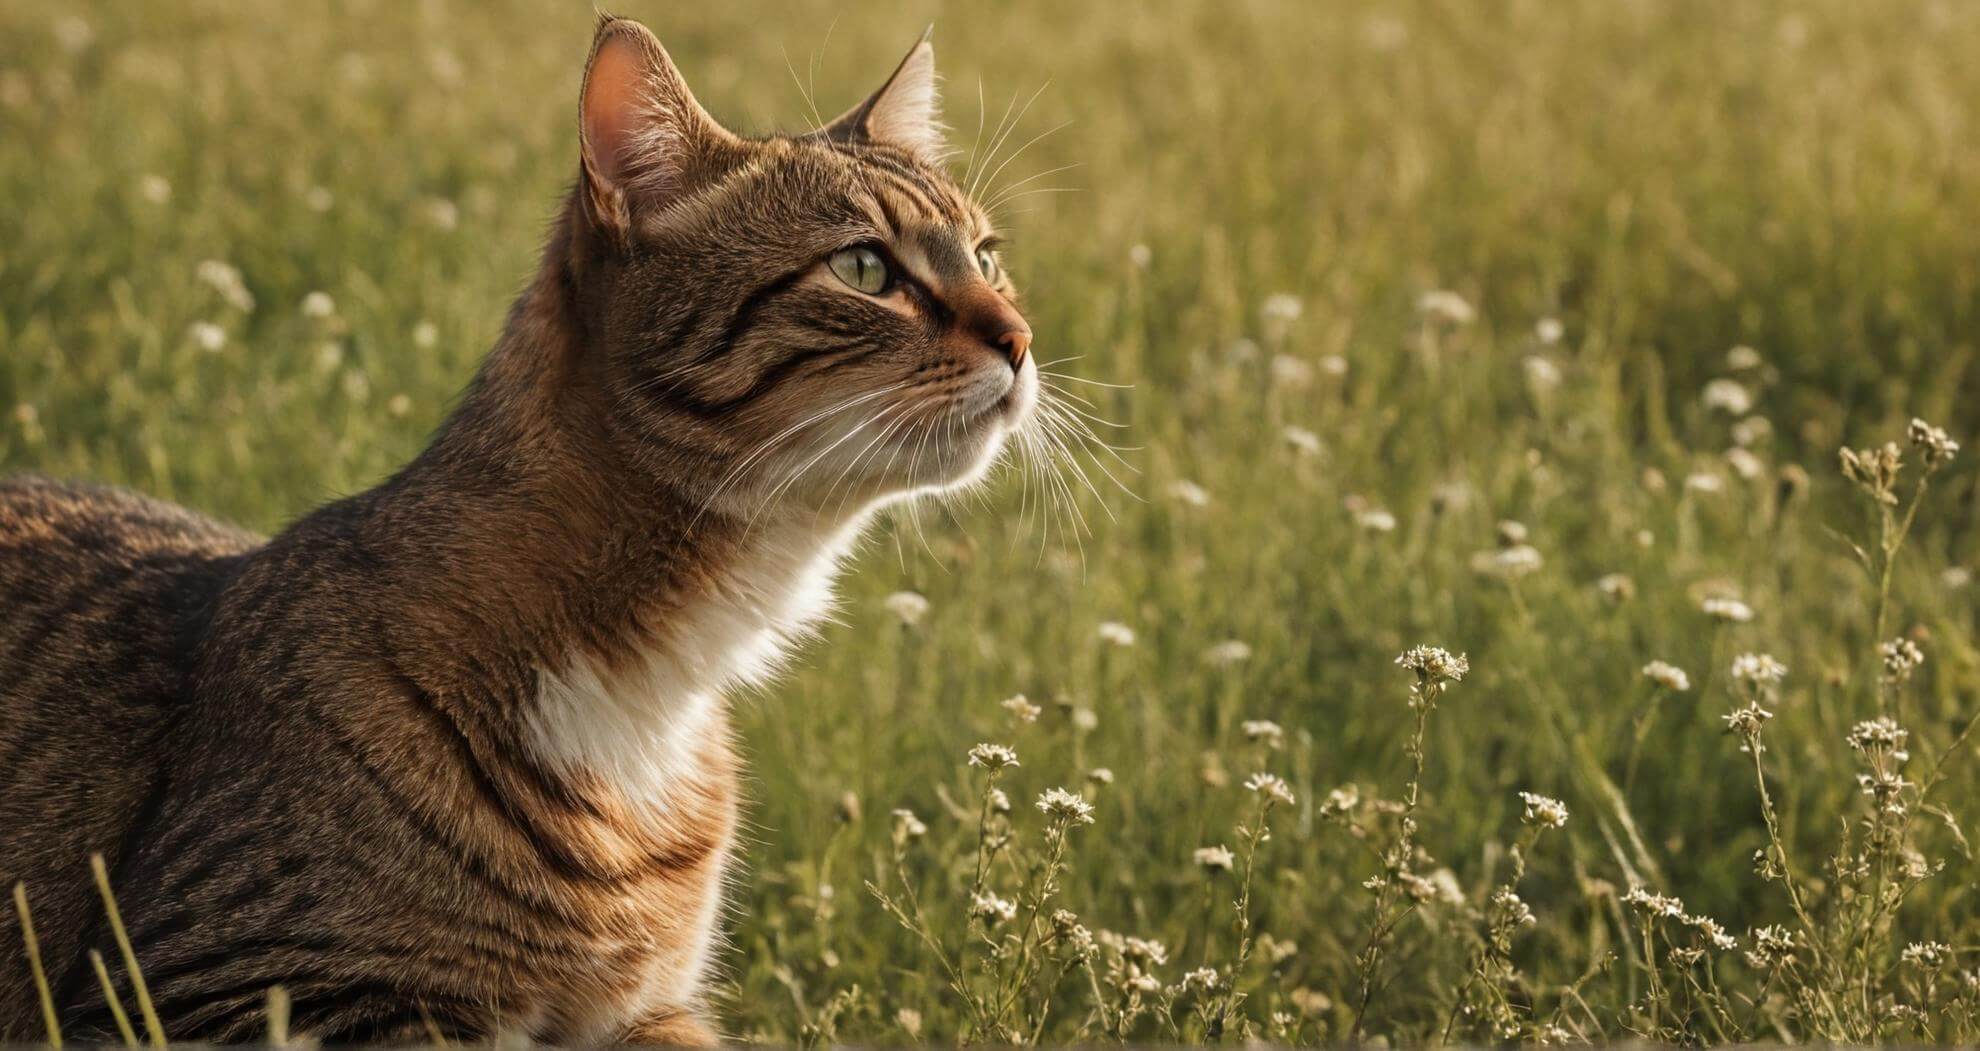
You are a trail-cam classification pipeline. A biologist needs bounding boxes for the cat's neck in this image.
[360,262,871,808]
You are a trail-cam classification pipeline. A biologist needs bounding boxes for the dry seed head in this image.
[1723,701,1775,748]
[1839,441,1903,504]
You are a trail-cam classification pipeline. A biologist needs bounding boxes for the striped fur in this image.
[1,16,1034,1044]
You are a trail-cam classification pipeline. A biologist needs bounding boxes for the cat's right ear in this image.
[578,17,731,246]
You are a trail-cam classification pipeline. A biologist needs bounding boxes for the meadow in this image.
[5,0,1980,1043]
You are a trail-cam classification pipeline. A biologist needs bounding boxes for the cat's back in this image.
[0,476,258,1031]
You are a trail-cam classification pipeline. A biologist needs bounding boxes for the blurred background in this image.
[3,0,1978,1041]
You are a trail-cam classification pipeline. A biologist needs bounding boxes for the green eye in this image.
[829,246,890,295]
[975,246,1000,282]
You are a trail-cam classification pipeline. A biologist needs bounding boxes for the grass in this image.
[5,0,1980,1043]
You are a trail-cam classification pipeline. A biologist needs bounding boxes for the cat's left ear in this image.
[578,16,734,244]
[820,28,946,164]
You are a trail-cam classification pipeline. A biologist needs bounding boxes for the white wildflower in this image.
[411,320,440,348]
[1701,378,1753,415]
[1243,772,1296,807]
[187,322,226,353]
[1523,355,1562,390]
[300,290,336,318]
[1731,416,1774,447]
[1909,417,1959,466]
[1193,845,1235,872]
[1396,645,1470,684]
[1684,471,1725,494]
[1128,243,1152,268]
[1241,719,1285,749]
[966,743,1019,772]
[1725,447,1765,480]
[1902,941,1951,969]
[195,259,255,312]
[1535,317,1564,344]
[1096,621,1137,647]
[1000,694,1041,723]
[1701,596,1754,623]
[1641,661,1692,692]
[1726,345,1763,370]
[1622,886,1686,919]
[1281,425,1323,456]
[1730,652,1788,687]
[970,892,1017,924]
[1518,791,1569,829]
[1417,289,1475,324]
[1260,293,1304,325]
[1036,787,1096,826]
[137,173,171,204]
[1204,640,1252,666]
[882,590,929,626]
[1355,507,1398,532]
[1168,480,1210,507]
[1878,638,1924,683]
[890,808,927,840]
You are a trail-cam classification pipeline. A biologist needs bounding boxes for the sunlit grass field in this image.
[5,0,1980,1042]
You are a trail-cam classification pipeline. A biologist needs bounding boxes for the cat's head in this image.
[558,17,1035,520]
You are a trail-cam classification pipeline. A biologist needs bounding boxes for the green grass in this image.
[5,0,1980,1043]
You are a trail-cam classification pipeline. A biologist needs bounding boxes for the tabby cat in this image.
[1,16,1035,1044]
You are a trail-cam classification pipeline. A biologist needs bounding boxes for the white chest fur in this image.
[526,513,867,809]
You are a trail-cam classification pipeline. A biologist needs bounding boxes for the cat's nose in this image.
[997,326,1032,372]
[964,297,1032,373]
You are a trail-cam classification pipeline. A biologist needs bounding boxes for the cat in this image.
[1,15,1035,1044]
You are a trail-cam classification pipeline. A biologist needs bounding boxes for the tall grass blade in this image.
[90,853,165,1047]
[12,882,62,1048]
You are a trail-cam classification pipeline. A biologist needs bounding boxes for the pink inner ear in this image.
[583,38,649,187]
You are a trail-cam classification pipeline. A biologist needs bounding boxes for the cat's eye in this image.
[974,246,1000,283]
[829,246,891,295]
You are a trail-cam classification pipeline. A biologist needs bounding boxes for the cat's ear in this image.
[578,16,731,243]
[820,28,946,164]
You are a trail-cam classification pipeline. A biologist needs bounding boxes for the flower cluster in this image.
[967,743,1020,772]
[1518,791,1569,829]
[1909,417,1960,467]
